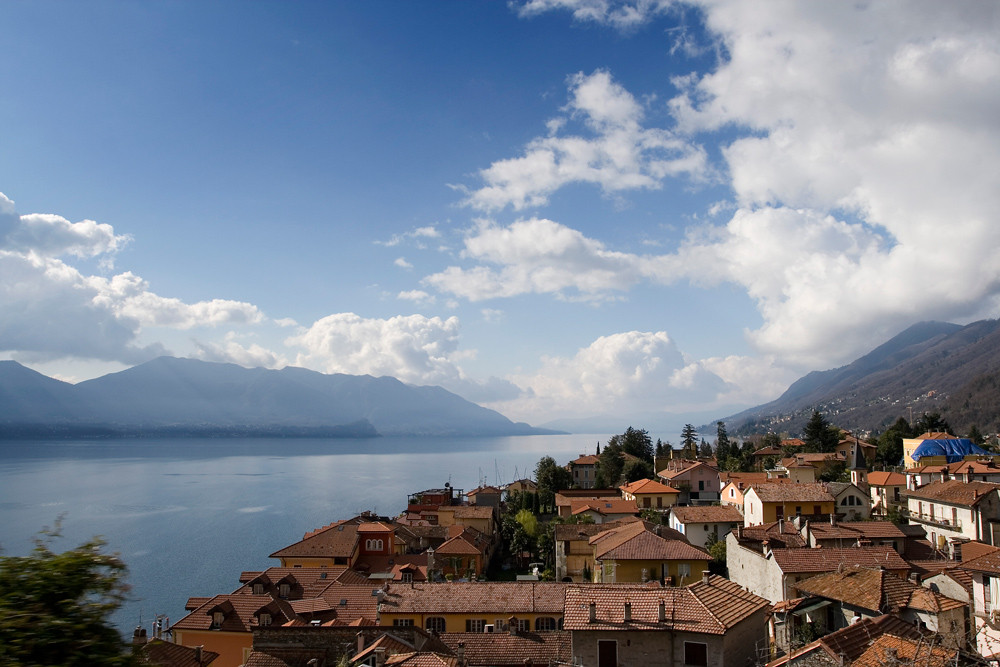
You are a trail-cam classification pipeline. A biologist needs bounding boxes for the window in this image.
[704,524,710,531]
[252,583,264,595]
[841,498,848,506]
[930,505,935,519]
[366,538,384,551]
[698,481,705,491]
[684,642,708,666]
[643,497,651,508]
[535,617,557,632]
[795,506,802,515]
[598,640,617,667]
[212,611,224,629]
[584,470,589,478]
[730,488,736,498]
[258,613,271,627]
[278,583,290,598]
[953,508,958,525]
[657,496,663,508]
[466,619,486,633]
[813,505,821,515]
[401,572,413,583]
[574,469,579,478]
[426,617,445,633]
[393,619,414,627]
[677,563,691,578]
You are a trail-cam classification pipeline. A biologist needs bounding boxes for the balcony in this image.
[901,508,962,530]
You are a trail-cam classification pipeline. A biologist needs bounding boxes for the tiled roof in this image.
[783,453,842,464]
[170,595,297,633]
[719,472,770,486]
[749,482,834,503]
[467,486,501,495]
[316,585,381,623]
[770,546,909,574]
[736,521,807,549]
[447,506,494,520]
[669,505,743,524]
[138,639,220,667]
[916,432,956,439]
[657,461,719,479]
[243,652,293,667]
[554,490,620,505]
[553,516,646,541]
[385,653,459,667]
[269,523,360,559]
[571,455,599,465]
[620,478,680,495]
[236,567,353,599]
[570,498,639,516]
[794,567,964,614]
[809,521,906,541]
[852,633,955,667]
[907,479,1000,506]
[439,631,572,667]
[562,577,767,633]
[357,522,395,533]
[351,633,415,664]
[960,545,1000,576]
[435,533,486,556]
[355,554,430,581]
[767,614,927,666]
[867,471,906,486]
[594,528,710,563]
[961,540,1000,562]
[380,582,571,615]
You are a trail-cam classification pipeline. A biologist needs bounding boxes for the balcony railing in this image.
[901,508,962,529]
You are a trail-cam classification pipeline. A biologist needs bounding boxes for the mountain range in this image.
[0,356,559,439]
[722,319,1000,436]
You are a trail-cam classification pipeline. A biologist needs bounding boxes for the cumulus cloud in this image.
[459,70,706,211]
[0,192,129,261]
[193,333,289,369]
[488,331,731,420]
[394,257,413,269]
[514,0,673,30]
[397,289,435,305]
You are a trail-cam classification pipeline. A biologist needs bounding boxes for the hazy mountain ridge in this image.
[0,357,558,438]
[721,319,1000,436]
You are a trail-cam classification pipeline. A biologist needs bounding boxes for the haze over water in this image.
[0,434,600,633]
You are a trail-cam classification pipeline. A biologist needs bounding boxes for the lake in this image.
[0,434,604,633]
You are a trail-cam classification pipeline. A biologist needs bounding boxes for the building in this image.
[569,454,600,489]
[377,581,570,634]
[903,433,993,468]
[657,460,721,504]
[905,480,1000,554]
[504,478,538,495]
[554,489,620,518]
[563,576,770,667]
[567,497,640,524]
[742,483,836,526]
[553,517,684,583]
[171,595,297,667]
[438,630,572,667]
[466,485,501,507]
[868,470,906,517]
[432,525,491,579]
[668,505,744,549]
[826,481,872,521]
[958,544,1000,660]
[270,521,363,568]
[619,477,680,510]
[589,519,711,585]
[802,519,909,555]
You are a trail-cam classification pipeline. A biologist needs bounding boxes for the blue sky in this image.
[2,1,999,427]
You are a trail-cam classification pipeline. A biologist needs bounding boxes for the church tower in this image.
[849,439,868,492]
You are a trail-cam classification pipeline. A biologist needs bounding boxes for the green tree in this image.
[622,458,653,484]
[655,439,666,458]
[715,422,732,465]
[699,439,712,458]
[802,411,840,453]
[705,533,727,577]
[968,424,985,446]
[0,527,135,667]
[594,440,625,488]
[617,427,654,463]
[535,456,572,513]
[681,424,698,457]
[914,411,952,435]
[819,460,849,483]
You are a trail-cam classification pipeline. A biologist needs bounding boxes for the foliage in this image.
[535,456,572,513]
[582,562,592,582]
[876,425,907,467]
[515,509,539,538]
[706,533,728,577]
[699,439,712,458]
[0,526,135,667]
[639,508,667,524]
[680,424,698,458]
[655,439,666,458]
[914,411,952,435]
[818,460,849,483]
[886,505,904,525]
[594,440,625,488]
[968,424,985,445]
[715,422,732,465]
[502,512,534,562]
[761,432,782,449]
[802,410,840,453]
[610,427,654,463]
[622,459,653,484]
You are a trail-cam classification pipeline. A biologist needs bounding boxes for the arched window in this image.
[426,617,446,633]
[535,617,557,632]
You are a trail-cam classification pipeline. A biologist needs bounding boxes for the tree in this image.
[618,427,654,463]
[715,422,732,465]
[699,439,712,458]
[705,533,727,577]
[875,416,911,467]
[535,456,572,513]
[655,439,666,458]
[0,527,135,667]
[802,411,839,453]
[622,459,653,484]
[969,424,985,446]
[594,440,625,488]
[681,424,698,457]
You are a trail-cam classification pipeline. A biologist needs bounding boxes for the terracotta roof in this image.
[960,545,1000,576]
[435,533,486,556]
[380,582,571,615]
[736,521,807,549]
[351,633,416,665]
[236,567,356,599]
[269,523,360,559]
[562,576,768,633]
[669,505,743,524]
[553,516,645,541]
[794,567,964,614]
[554,489,620,505]
[719,472,770,486]
[770,546,909,574]
[315,585,381,623]
[243,652,293,667]
[170,595,297,633]
[571,455,599,465]
[657,460,719,479]
[808,521,906,541]
[907,479,1000,506]
[748,482,834,503]
[916,432,957,439]
[439,631,572,667]
[446,506,494,520]
[963,541,1000,562]
[138,639,220,667]
[570,498,639,516]
[357,522,395,533]
[767,614,928,666]
[592,527,710,563]
[867,471,906,486]
[852,633,956,667]
[385,652,460,667]
[467,486,501,495]
[355,554,430,581]
[783,453,842,464]
[944,459,1000,474]
[620,478,680,495]
[782,439,805,447]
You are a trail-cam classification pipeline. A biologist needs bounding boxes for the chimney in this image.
[589,602,597,623]
[658,600,666,622]
[375,647,387,667]
[655,524,662,537]
[830,512,837,527]
[457,643,465,665]
[624,602,632,622]
[194,646,203,666]
[737,525,744,540]
[702,571,711,585]
[358,631,366,655]
[909,572,920,583]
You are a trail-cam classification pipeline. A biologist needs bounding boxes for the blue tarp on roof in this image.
[909,438,991,463]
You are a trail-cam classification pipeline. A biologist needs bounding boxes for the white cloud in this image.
[378,225,442,247]
[397,289,435,305]
[394,257,413,269]
[193,333,289,369]
[514,0,674,30]
[460,70,707,211]
[481,308,504,323]
[0,192,130,261]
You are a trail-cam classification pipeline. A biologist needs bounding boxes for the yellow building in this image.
[378,582,570,633]
[589,520,710,586]
[742,483,836,526]
[171,595,295,667]
[269,521,362,568]
[619,478,681,510]
[436,505,496,537]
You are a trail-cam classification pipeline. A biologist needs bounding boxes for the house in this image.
[407,485,463,511]
[802,519,909,555]
[569,454,600,489]
[377,581,571,634]
[668,505,744,549]
[247,625,452,667]
[568,498,640,523]
[834,432,876,465]
[563,575,770,667]
[742,483,836,526]
[907,460,1000,491]
[957,544,1000,660]
[826,482,872,521]
[792,567,966,647]
[435,505,496,539]
[439,630,572,667]
[726,526,909,603]
[766,459,819,484]
[868,470,906,516]
[720,473,785,509]
[589,519,711,585]
[137,639,219,667]
[553,517,685,582]
[269,521,362,568]
[466,485,501,508]
[905,480,1000,554]
[657,460,721,504]
[431,525,491,579]
[504,478,538,495]
[903,433,992,468]
[554,489,620,518]
[619,477,680,510]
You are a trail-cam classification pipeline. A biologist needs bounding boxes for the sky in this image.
[1,1,999,428]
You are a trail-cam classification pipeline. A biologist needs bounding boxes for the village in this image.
[139,424,1000,667]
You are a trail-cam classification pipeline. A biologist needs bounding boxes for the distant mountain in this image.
[538,407,751,439]
[720,319,1000,436]
[0,357,560,439]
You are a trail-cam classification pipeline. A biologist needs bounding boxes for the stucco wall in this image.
[726,532,784,603]
[571,629,725,667]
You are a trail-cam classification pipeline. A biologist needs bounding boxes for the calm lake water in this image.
[0,434,603,633]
